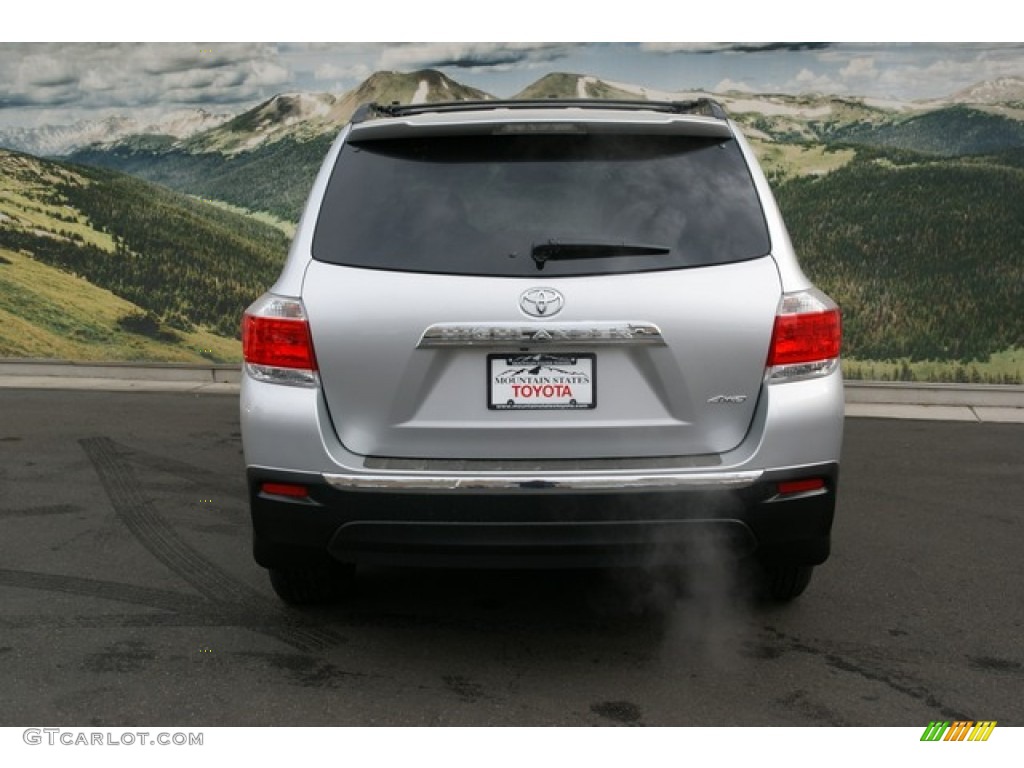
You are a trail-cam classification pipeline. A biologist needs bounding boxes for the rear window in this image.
[312,131,770,277]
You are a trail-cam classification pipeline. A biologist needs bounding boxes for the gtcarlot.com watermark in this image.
[23,728,203,747]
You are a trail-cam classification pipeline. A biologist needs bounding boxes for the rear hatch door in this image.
[304,115,778,459]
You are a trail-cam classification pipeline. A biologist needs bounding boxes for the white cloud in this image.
[640,43,737,54]
[819,43,1024,99]
[0,43,292,113]
[17,55,78,88]
[791,68,843,94]
[840,57,878,80]
[875,53,1024,98]
[376,42,575,72]
[715,78,754,93]
[314,62,370,82]
[247,60,290,87]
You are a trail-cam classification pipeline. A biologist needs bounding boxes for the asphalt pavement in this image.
[0,387,1021,726]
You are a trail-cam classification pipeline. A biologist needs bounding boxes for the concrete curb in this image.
[0,359,240,384]
[843,381,1024,408]
[1,360,1022,423]
[843,381,1024,423]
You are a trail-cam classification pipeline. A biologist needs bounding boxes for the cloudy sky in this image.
[2,41,1022,128]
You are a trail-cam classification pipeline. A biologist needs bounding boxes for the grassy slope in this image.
[842,348,1023,385]
[191,195,296,237]
[0,247,240,362]
[749,139,857,182]
[0,148,289,362]
[0,156,115,251]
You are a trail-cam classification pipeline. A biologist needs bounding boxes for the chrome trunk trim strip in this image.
[417,322,665,348]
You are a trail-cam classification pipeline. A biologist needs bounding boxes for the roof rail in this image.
[351,98,728,123]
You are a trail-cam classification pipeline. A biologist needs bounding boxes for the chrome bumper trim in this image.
[322,469,763,492]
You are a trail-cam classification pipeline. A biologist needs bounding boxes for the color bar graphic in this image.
[920,720,996,742]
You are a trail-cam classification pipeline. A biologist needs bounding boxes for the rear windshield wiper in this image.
[530,240,670,270]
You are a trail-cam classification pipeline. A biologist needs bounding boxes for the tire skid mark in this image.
[0,568,205,614]
[0,504,83,518]
[79,436,342,652]
[81,437,257,606]
[0,613,303,630]
[112,440,247,500]
[762,626,964,720]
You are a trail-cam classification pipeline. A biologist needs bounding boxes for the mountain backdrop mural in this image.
[1,47,1022,383]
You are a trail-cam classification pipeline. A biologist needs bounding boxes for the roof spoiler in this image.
[351,98,728,124]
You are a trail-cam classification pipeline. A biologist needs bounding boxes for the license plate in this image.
[488,353,596,410]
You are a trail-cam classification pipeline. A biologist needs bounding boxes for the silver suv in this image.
[241,99,843,604]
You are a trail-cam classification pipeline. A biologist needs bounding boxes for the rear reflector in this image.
[777,478,826,495]
[261,482,309,498]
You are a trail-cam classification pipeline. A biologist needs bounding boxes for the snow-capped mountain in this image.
[0,116,139,156]
[144,108,233,139]
[7,70,1024,159]
[183,69,492,154]
[0,109,232,156]
[183,92,339,153]
[950,76,1024,104]
[513,72,916,119]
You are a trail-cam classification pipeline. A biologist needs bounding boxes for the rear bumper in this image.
[249,462,838,569]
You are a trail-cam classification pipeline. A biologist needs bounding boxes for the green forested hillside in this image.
[0,149,290,355]
[968,146,1024,169]
[823,106,1024,156]
[69,135,333,222]
[775,154,1024,362]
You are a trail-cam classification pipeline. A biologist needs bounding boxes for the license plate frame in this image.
[487,353,596,410]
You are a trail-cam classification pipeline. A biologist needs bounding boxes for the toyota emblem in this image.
[519,288,564,317]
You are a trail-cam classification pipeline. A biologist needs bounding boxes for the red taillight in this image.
[777,478,826,495]
[242,314,317,370]
[767,308,841,366]
[261,482,309,498]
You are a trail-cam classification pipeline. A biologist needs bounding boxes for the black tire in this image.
[268,564,355,605]
[759,563,814,602]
